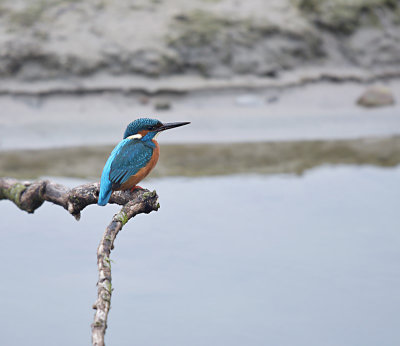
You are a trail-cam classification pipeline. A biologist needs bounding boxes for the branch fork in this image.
[0,177,160,346]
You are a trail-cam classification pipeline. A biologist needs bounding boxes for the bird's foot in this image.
[130,185,144,192]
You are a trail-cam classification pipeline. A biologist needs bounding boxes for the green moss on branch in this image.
[0,182,26,207]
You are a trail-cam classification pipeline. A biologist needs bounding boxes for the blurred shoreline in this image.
[1,68,400,96]
[1,0,399,177]
[2,136,400,179]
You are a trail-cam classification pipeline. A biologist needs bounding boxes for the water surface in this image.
[1,166,399,346]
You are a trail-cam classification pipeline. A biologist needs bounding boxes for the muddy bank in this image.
[1,136,399,180]
[1,68,400,97]
[0,0,399,91]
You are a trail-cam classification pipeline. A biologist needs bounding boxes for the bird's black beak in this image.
[157,121,190,132]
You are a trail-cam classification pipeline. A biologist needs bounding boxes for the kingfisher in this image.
[98,118,190,206]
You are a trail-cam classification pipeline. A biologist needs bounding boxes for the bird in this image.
[98,118,190,206]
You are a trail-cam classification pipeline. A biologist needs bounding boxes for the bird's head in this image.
[124,118,190,140]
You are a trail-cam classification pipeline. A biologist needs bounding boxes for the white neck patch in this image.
[127,134,143,140]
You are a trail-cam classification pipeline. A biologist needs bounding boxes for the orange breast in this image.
[119,140,160,191]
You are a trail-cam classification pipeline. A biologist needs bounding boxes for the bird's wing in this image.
[109,139,154,186]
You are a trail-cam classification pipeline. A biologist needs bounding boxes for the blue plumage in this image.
[124,118,161,139]
[109,140,154,185]
[98,139,155,206]
[98,118,190,206]
[98,139,128,206]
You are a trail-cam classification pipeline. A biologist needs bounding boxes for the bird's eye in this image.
[148,124,160,131]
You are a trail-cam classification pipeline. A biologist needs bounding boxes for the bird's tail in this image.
[98,142,122,206]
[98,174,113,206]
[98,187,112,206]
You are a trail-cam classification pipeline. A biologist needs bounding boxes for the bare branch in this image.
[0,177,156,220]
[92,190,159,346]
[0,177,160,346]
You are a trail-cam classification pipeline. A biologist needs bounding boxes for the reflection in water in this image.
[1,136,400,179]
[1,166,399,346]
